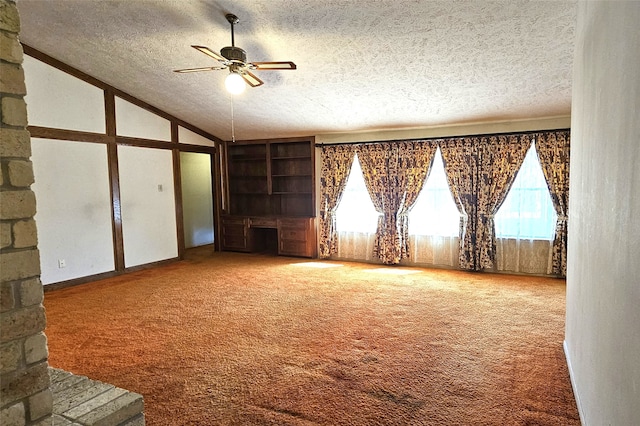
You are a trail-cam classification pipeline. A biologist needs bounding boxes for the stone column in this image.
[0,1,53,425]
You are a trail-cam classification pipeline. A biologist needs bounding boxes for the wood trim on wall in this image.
[104,89,125,271]
[176,144,216,154]
[28,126,114,144]
[219,142,229,215]
[105,89,117,136]
[171,122,185,259]
[173,149,185,260]
[211,148,223,251]
[24,43,222,285]
[115,136,180,150]
[22,43,223,144]
[107,142,125,271]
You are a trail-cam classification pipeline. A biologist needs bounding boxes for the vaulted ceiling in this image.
[17,0,576,141]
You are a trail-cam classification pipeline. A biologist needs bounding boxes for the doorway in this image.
[180,152,214,248]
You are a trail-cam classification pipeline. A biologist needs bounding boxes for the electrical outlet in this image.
[58,259,66,268]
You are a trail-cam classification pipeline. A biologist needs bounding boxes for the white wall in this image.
[31,139,114,284]
[23,55,105,133]
[115,96,171,141]
[24,52,208,282]
[178,126,215,146]
[118,145,178,267]
[566,2,640,424]
[180,152,214,248]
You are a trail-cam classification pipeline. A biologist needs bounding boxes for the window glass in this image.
[408,147,460,236]
[335,154,380,233]
[495,144,557,240]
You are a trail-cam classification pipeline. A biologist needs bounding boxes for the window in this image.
[495,144,557,240]
[335,154,379,233]
[408,148,460,237]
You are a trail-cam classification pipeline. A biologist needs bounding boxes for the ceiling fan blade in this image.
[191,45,227,63]
[241,71,264,87]
[174,66,227,73]
[251,61,297,70]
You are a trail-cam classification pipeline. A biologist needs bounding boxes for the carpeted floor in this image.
[44,251,579,425]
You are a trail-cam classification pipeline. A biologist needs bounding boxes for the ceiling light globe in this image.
[225,72,246,94]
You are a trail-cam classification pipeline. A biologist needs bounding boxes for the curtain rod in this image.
[315,127,570,147]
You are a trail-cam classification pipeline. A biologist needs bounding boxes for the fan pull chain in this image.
[230,94,236,143]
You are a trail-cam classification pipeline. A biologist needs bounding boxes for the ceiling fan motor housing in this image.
[221,46,247,63]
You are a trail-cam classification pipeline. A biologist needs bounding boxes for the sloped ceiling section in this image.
[17,0,576,141]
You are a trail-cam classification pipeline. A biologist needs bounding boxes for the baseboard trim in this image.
[43,270,120,292]
[43,257,180,292]
[564,340,586,425]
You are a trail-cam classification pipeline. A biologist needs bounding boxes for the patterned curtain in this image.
[535,131,570,276]
[476,134,532,269]
[357,141,436,264]
[319,145,356,258]
[439,138,479,270]
[397,141,438,260]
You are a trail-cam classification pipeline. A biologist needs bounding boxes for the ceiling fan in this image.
[174,13,296,93]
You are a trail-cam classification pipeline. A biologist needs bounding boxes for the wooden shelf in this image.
[225,138,315,218]
[271,156,310,160]
[230,192,271,195]
[272,192,312,195]
[223,138,316,257]
[230,156,265,161]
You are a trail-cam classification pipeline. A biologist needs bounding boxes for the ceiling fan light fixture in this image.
[174,12,295,91]
[225,71,246,94]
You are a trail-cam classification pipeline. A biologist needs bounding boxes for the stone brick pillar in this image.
[0,1,53,425]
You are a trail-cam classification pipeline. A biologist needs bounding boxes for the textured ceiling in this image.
[17,0,576,141]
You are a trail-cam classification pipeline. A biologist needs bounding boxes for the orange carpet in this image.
[44,251,579,425]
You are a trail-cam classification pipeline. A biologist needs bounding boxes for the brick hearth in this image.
[49,368,144,426]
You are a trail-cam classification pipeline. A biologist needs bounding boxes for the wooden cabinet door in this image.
[277,218,316,258]
[221,216,250,252]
